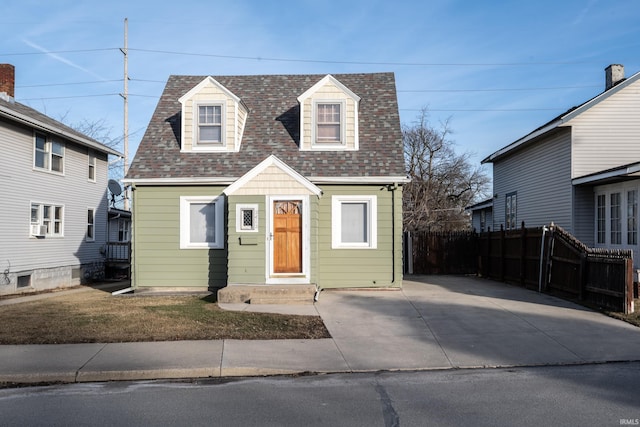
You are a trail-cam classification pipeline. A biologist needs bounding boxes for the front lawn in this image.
[0,287,329,344]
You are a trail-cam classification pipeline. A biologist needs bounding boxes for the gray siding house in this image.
[0,64,123,295]
[478,64,640,264]
[466,198,493,232]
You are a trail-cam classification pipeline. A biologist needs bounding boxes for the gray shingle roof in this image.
[0,97,122,156]
[126,73,405,180]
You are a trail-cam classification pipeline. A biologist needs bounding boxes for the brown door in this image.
[273,200,302,273]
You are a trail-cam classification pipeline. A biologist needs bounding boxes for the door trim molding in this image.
[266,195,311,284]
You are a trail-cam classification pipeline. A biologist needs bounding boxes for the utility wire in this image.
[398,85,600,93]
[18,93,120,101]
[1,46,599,67]
[126,47,597,67]
[17,79,122,88]
[15,77,598,94]
[1,48,118,55]
[401,108,564,112]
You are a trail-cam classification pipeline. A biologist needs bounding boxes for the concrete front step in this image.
[217,285,317,305]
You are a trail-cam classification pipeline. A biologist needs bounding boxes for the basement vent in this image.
[72,268,82,279]
[17,275,31,288]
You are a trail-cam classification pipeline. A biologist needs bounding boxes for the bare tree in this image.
[63,115,124,180]
[403,108,490,232]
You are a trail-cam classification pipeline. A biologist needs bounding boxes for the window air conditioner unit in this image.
[30,224,46,236]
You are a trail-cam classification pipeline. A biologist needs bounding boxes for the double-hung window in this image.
[628,190,637,245]
[180,196,225,249]
[87,208,95,241]
[30,202,63,237]
[332,195,377,249]
[505,192,517,230]
[118,219,130,242]
[610,192,622,244]
[88,151,96,181]
[197,105,223,145]
[315,102,343,145]
[596,194,606,244]
[34,133,64,173]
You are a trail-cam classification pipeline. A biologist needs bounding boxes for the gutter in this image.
[481,120,561,164]
[572,163,640,186]
[122,177,237,186]
[0,105,123,157]
[483,70,640,165]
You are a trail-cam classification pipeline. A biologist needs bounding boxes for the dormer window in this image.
[297,75,360,151]
[198,104,223,145]
[179,77,246,153]
[316,102,343,144]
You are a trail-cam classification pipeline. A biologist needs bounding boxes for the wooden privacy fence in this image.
[405,224,635,313]
[542,226,634,314]
[404,230,478,275]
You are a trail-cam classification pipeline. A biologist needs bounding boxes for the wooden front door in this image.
[273,200,302,273]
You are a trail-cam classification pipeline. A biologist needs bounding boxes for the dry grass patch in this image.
[0,288,329,344]
[606,298,640,327]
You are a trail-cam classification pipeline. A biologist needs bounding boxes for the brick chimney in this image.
[605,64,624,90]
[0,64,15,99]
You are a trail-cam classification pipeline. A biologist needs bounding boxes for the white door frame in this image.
[266,195,311,284]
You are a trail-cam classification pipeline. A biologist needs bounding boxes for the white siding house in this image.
[478,64,640,266]
[0,64,123,295]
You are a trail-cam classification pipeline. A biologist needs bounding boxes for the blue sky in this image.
[2,0,640,173]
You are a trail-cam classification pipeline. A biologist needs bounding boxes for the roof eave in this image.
[482,69,640,164]
[0,104,123,157]
[572,162,640,186]
[481,120,561,164]
[123,177,237,186]
[308,176,410,184]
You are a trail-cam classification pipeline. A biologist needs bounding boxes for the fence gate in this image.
[406,224,635,314]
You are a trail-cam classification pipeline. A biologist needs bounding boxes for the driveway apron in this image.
[315,275,640,370]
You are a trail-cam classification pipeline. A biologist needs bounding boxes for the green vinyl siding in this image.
[227,195,266,284]
[316,184,403,289]
[132,185,227,289]
[132,183,403,290]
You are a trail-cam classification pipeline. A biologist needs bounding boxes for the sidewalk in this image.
[1,275,640,384]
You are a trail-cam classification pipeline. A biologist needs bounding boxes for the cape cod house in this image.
[475,64,640,265]
[0,64,123,295]
[124,72,407,300]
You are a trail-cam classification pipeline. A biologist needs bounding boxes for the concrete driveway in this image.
[314,275,640,371]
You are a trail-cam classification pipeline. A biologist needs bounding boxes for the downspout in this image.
[391,183,398,284]
[130,184,137,290]
[314,193,322,302]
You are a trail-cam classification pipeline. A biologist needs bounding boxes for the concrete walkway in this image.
[1,275,640,384]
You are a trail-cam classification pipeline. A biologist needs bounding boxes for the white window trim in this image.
[88,150,96,182]
[594,182,640,248]
[30,201,64,238]
[312,100,346,149]
[236,204,258,233]
[118,218,130,242]
[33,132,65,175]
[180,195,225,249]
[331,195,377,249]
[192,102,227,151]
[86,208,96,242]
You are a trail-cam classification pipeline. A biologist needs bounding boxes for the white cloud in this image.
[21,38,109,81]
